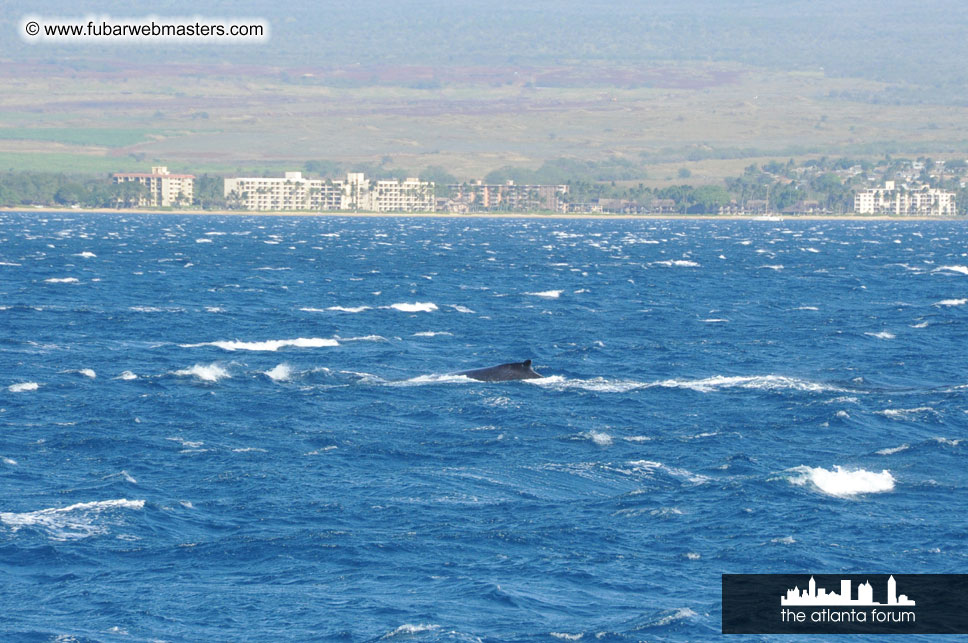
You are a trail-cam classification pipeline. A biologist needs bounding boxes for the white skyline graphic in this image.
[781,576,915,607]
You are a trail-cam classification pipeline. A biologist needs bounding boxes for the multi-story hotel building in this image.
[224,172,434,212]
[447,181,569,212]
[854,181,956,216]
[113,166,195,207]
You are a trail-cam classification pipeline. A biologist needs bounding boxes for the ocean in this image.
[1,213,965,641]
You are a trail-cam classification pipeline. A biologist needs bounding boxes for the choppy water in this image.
[1,213,966,641]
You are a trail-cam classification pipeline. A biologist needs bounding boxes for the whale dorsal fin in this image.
[523,359,532,367]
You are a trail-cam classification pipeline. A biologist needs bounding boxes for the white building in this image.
[854,181,956,216]
[113,166,194,207]
[224,172,434,212]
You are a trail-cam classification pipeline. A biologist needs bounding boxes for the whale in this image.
[456,359,543,382]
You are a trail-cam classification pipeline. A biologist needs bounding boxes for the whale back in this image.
[457,359,542,382]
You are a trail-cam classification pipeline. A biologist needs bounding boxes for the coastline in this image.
[1,206,964,222]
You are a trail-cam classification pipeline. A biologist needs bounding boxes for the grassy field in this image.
[1,61,967,182]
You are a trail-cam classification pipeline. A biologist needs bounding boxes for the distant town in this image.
[1,156,965,216]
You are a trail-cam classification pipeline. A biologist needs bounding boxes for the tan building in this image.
[113,166,194,207]
[854,181,956,216]
[447,181,569,212]
[224,172,434,212]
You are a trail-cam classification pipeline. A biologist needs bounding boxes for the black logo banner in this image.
[723,574,968,634]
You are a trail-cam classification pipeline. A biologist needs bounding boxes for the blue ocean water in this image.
[0,213,966,642]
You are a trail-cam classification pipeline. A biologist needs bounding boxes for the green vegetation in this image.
[3,155,963,214]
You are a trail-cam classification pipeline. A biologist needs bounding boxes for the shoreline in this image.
[1,206,964,222]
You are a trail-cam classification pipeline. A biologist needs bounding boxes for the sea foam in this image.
[786,465,895,497]
[8,382,39,392]
[0,499,145,541]
[182,338,338,351]
[173,363,231,382]
[388,302,438,312]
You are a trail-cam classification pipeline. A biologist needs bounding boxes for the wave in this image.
[44,277,79,283]
[73,251,96,258]
[525,290,562,298]
[325,306,371,313]
[181,337,339,351]
[652,260,700,267]
[935,298,967,307]
[0,499,145,541]
[530,374,842,394]
[264,363,292,382]
[785,465,895,498]
[583,430,613,446]
[627,460,710,484]
[173,363,231,382]
[380,624,440,639]
[865,331,895,340]
[195,238,213,243]
[413,331,453,337]
[388,302,438,312]
[336,335,388,342]
[449,304,475,313]
[117,371,138,381]
[8,382,39,392]
[876,407,938,420]
[932,265,968,275]
[76,368,96,379]
[876,444,910,455]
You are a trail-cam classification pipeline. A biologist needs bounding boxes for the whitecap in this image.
[865,331,895,340]
[0,499,145,541]
[525,290,562,298]
[337,335,388,342]
[326,305,371,313]
[2,457,17,466]
[264,363,292,382]
[173,364,230,382]
[388,302,438,312]
[935,298,967,307]
[701,318,728,323]
[932,265,968,276]
[795,306,819,311]
[657,374,840,394]
[684,552,701,560]
[8,382,39,393]
[771,536,796,544]
[876,444,909,455]
[73,251,96,258]
[380,624,440,639]
[584,431,613,446]
[233,447,268,453]
[450,304,475,313]
[651,260,700,267]
[550,633,583,641]
[77,369,96,379]
[195,238,213,243]
[760,265,784,271]
[785,465,895,497]
[933,437,961,446]
[181,338,338,351]
[44,277,79,283]
[117,371,138,381]
[413,331,453,337]
[876,407,937,420]
[653,608,698,626]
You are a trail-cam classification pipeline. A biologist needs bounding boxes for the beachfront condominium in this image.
[113,166,195,207]
[224,172,435,212]
[854,181,956,216]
